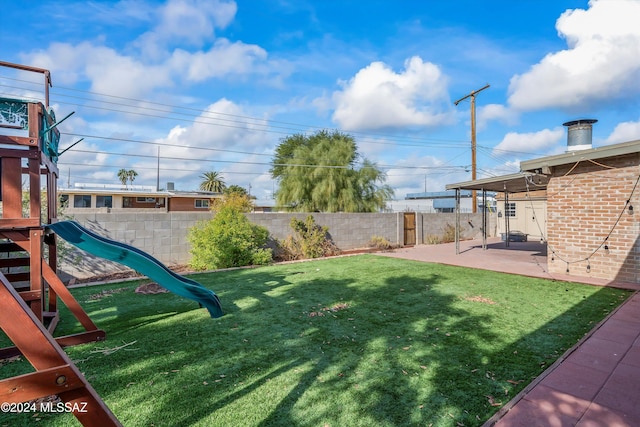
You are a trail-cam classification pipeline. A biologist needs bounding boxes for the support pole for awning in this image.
[482,189,487,250]
[455,188,460,254]
[504,185,510,248]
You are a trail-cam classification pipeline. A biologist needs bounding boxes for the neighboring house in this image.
[59,183,222,213]
[448,119,640,283]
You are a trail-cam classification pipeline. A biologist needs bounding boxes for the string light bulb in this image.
[604,244,610,255]
[629,204,634,215]
[586,262,591,273]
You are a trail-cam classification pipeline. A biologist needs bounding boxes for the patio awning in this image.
[445,172,550,254]
[445,172,549,193]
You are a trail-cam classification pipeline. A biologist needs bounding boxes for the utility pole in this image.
[454,84,489,213]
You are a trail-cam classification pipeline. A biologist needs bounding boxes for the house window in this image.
[505,202,516,217]
[123,197,132,208]
[73,195,92,208]
[96,195,113,208]
[195,199,210,209]
[136,197,156,203]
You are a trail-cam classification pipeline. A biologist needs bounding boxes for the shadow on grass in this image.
[12,256,629,427]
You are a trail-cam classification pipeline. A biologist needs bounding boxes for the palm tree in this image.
[199,171,225,193]
[127,169,138,187]
[117,169,128,188]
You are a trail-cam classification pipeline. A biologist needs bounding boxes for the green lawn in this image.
[0,255,632,427]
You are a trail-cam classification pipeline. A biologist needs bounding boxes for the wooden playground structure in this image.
[0,62,121,425]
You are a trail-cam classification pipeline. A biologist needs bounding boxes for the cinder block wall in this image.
[246,212,403,249]
[61,211,495,278]
[546,154,640,283]
[417,211,493,243]
[60,211,207,278]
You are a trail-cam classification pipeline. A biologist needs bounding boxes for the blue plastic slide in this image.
[48,220,223,318]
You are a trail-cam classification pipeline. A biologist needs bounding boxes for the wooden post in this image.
[0,272,122,426]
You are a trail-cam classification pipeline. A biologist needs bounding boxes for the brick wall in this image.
[60,211,494,278]
[546,154,640,283]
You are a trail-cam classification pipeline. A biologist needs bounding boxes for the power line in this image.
[0,74,471,149]
[63,148,468,172]
[60,132,274,157]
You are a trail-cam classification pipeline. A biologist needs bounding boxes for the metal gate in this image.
[403,212,416,246]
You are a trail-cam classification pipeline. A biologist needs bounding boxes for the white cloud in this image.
[605,119,640,145]
[86,47,174,97]
[21,0,275,100]
[133,0,237,58]
[169,39,268,82]
[186,98,272,149]
[477,104,519,129]
[25,42,173,99]
[146,98,274,189]
[493,128,564,155]
[331,56,453,131]
[508,0,640,111]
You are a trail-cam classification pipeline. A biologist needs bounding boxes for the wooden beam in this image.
[0,329,106,359]
[18,290,41,302]
[0,242,25,252]
[0,147,39,159]
[4,272,31,282]
[29,157,41,220]
[29,229,43,319]
[0,271,122,426]
[2,158,23,218]
[0,218,40,228]
[42,263,100,332]
[0,257,30,268]
[0,365,83,403]
[0,135,38,147]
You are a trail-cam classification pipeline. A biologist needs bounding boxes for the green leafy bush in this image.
[188,195,271,270]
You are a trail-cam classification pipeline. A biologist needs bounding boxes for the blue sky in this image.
[2,0,640,201]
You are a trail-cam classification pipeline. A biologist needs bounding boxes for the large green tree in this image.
[271,130,393,212]
[199,171,225,193]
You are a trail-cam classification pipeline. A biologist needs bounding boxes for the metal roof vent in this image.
[563,119,597,152]
[167,182,175,191]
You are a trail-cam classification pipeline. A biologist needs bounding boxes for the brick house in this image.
[520,139,640,283]
[447,137,640,284]
[59,183,222,213]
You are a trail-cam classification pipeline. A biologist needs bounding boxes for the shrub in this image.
[188,195,271,270]
[426,223,457,245]
[441,223,456,243]
[426,234,442,245]
[367,236,395,250]
[276,215,340,260]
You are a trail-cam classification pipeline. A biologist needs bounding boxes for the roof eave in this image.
[521,139,640,172]
[445,172,549,193]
